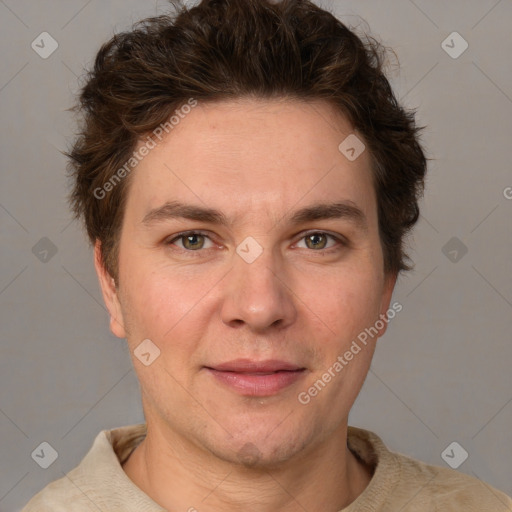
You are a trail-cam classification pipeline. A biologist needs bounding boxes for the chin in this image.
[211,440,307,470]
[203,421,314,470]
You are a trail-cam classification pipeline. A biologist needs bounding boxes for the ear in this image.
[376,271,398,338]
[93,240,127,339]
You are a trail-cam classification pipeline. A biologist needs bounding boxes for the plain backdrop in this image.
[1,0,511,510]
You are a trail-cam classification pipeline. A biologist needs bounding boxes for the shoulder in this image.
[384,444,512,511]
[394,453,512,511]
[393,453,512,512]
[22,424,149,512]
[21,471,99,512]
[347,427,512,511]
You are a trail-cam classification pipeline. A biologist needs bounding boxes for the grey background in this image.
[1,0,511,510]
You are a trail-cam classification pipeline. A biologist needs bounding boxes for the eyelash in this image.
[165,230,347,255]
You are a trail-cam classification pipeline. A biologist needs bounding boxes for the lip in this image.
[209,359,304,372]
[205,359,306,396]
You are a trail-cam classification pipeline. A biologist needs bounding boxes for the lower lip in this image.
[206,368,306,396]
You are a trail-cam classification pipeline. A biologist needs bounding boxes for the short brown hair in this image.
[67,0,428,283]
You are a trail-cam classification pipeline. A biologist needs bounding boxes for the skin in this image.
[95,98,397,511]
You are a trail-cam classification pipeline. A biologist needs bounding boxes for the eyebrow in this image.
[287,201,367,231]
[141,200,368,232]
[142,201,229,226]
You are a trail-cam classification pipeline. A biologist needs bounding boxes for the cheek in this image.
[117,250,171,332]
[119,259,218,357]
[120,272,205,390]
[303,265,383,346]
[124,274,187,336]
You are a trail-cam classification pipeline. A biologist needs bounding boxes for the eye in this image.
[166,231,215,251]
[295,232,344,251]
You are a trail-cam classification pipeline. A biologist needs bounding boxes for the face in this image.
[96,98,396,467]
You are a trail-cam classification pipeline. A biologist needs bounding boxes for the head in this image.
[67,0,427,467]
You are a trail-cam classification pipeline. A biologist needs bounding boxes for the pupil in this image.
[186,235,202,249]
[309,234,325,249]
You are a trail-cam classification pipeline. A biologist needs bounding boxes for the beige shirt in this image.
[22,424,512,511]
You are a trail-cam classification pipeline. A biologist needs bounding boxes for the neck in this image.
[122,421,373,512]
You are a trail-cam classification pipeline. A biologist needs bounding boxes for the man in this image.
[23,0,512,510]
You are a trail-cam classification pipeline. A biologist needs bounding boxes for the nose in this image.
[220,246,297,332]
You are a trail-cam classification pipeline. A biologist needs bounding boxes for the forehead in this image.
[125,98,376,225]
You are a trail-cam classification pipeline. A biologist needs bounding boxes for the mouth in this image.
[204,359,307,396]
